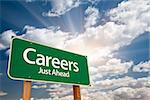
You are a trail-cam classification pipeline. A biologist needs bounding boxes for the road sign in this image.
[8,37,90,85]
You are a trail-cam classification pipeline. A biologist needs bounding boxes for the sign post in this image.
[73,85,81,100]
[8,37,90,99]
[22,81,31,100]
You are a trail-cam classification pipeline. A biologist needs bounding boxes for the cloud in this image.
[45,84,72,98]
[132,61,150,72]
[38,87,150,100]
[42,0,102,17]
[0,30,16,50]
[32,84,47,89]
[0,73,3,76]
[94,76,150,90]
[36,76,150,100]
[42,0,81,17]
[84,6,100,28]
[59,76,150,100]
[88,0,101,5]
[0,91,7,96]
[109,0,150,33]
[25,0,35,3]
[112,87,150,100]
[91,59,133,82]
[21,25,71,49]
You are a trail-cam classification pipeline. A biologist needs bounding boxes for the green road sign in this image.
[8,37,90,85]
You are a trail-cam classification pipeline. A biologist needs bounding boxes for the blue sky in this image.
[0,0,150,100]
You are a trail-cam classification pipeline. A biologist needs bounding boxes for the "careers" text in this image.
[23,48,79,72]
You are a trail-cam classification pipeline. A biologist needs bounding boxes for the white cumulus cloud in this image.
[0,91,7,96]
[109,0,150,33]
[91,59,133,82]
[112,87,150,100]
[133,61,150,72]
[32,84,47,89]
[0,30,16,50]
[84,6,100,28]
[40,87,150,100]
[42,0,80,17]
[21,25,71,49]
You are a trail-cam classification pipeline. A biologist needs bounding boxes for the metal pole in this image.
[22,81,31,100]
[73,85,81,100]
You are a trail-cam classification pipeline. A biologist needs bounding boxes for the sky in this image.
[0,0,150,100]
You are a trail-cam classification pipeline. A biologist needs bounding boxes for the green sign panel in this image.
[8,37,90,85]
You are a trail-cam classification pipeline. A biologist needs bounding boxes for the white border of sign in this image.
[7,37,91,86]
